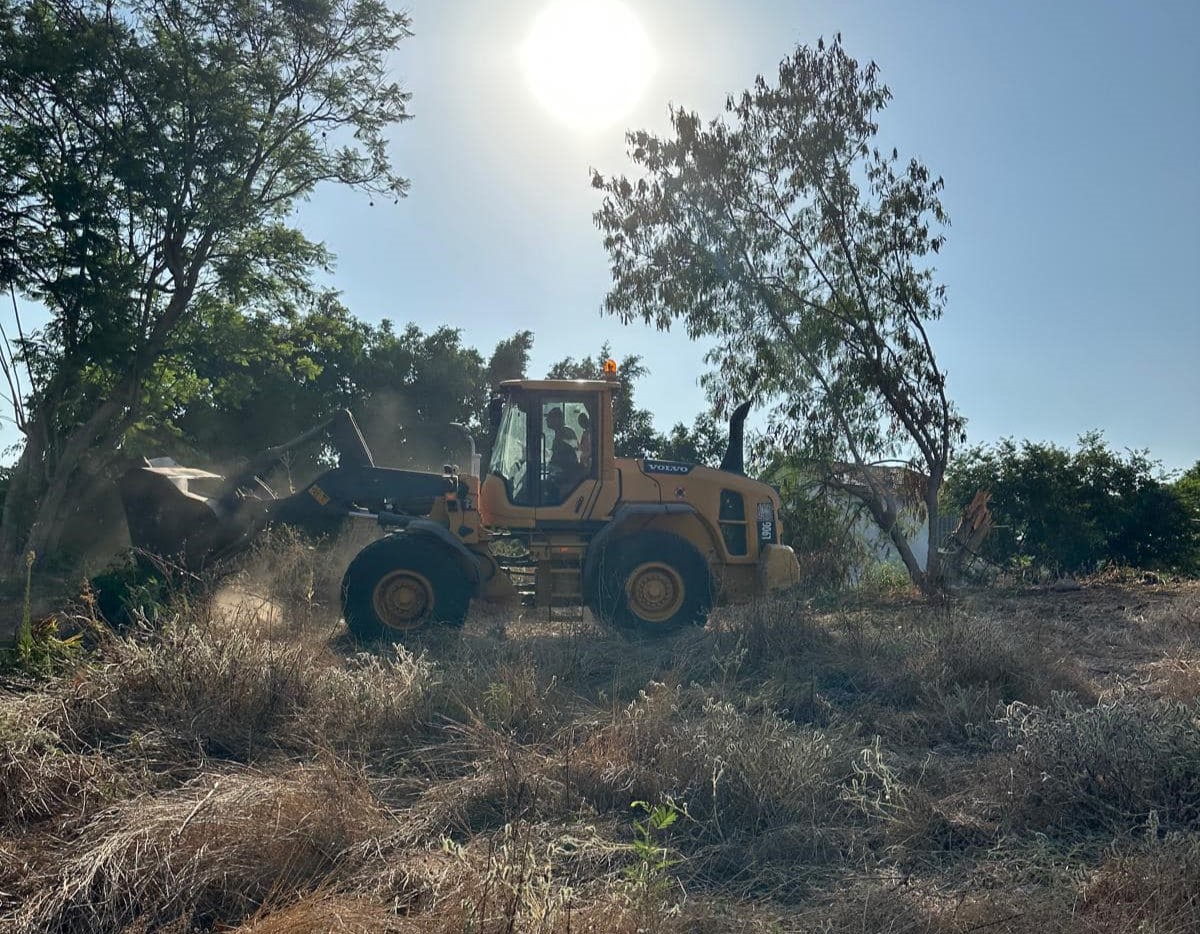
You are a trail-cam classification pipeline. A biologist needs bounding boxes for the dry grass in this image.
[994,694,1200,833]
[3,546,1199,933]
[687,592,1093,745]
[18,761,385,934]
[0,695,122,827]
[43,603,437,764]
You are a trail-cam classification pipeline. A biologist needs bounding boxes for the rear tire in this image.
[591,531,712,635]
[341,534,471,641]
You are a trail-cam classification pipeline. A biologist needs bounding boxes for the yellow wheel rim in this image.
[372,570,434,631]
[625,562,685,624]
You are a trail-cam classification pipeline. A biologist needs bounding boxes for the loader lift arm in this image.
[119,410,456,570]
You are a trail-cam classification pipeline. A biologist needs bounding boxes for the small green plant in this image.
[624,799,682,900]
[3,551,83,677]
[857,560,915,596]
[89,552,177,628]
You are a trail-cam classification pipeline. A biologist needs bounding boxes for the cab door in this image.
[480,389,602,528]
[531,394,600,522]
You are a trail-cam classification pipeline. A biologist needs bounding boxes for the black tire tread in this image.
[589,530,712,635]
[341,533,470,641]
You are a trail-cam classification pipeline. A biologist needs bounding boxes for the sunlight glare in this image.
[520,0,655,132]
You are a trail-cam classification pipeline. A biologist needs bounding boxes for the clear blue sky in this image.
[5,1,1199,471]
[299,0,1200,472]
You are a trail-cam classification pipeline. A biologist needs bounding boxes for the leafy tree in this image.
[762,452,870,589]
[593,36,962,594]
[166,294,373,465]
[657,412,728,466]
[1173,461,1200,521]
[944,434,1195,574]
[0,0,411,564]
[484,330,534,391]
[161,302,523,479]
[1174,462,1200,574]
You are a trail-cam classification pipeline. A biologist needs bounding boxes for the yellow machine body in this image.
[474,378,800,612]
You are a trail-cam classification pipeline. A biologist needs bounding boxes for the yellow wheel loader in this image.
[120,366,801,637]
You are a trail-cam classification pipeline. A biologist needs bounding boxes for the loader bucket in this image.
[118,461,269,570]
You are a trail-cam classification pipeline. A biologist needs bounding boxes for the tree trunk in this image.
[7,273,197,569]
[921,463,947,595]
[923,495,943,594]
[0,435,45,568]
[23,395,127,561]
[881,503,931,593]
[850,481,930,594]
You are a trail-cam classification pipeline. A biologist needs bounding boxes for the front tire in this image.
[341,535,471,641]
[591,531,712,635]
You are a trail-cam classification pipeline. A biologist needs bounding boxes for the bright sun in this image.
[520,0,655,131]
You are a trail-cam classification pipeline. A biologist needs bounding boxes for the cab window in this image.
[719,489,748,556]
[538,397,595,506]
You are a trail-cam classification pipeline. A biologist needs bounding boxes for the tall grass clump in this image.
[996,695,1200,833]
[234,524,381,631]
[0,697,119,827]
[55,605,436,762]
[1077,832,1200,933]
[913,613,1094,741]
[19,761,385,934]
[568,683,882,895]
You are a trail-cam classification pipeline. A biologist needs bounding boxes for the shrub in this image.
[88,552,180,629]
[569,682,865,892]
[944,433,1196,575]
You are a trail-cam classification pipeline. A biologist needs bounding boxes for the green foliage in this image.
[88,554,176,628]
[1175,461,1200,516]
[592,35,962,593]
[624,799,682,899]
[0,0,412,559]
[485,330,534,391]
[171,302,517,476]
[2,550,83,676]
[945,433,1196,575]
[764,454,870,590]
[1173,461,1200,568]
[657,412,727,467]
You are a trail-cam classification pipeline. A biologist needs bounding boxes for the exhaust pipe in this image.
[719,401,752,475]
